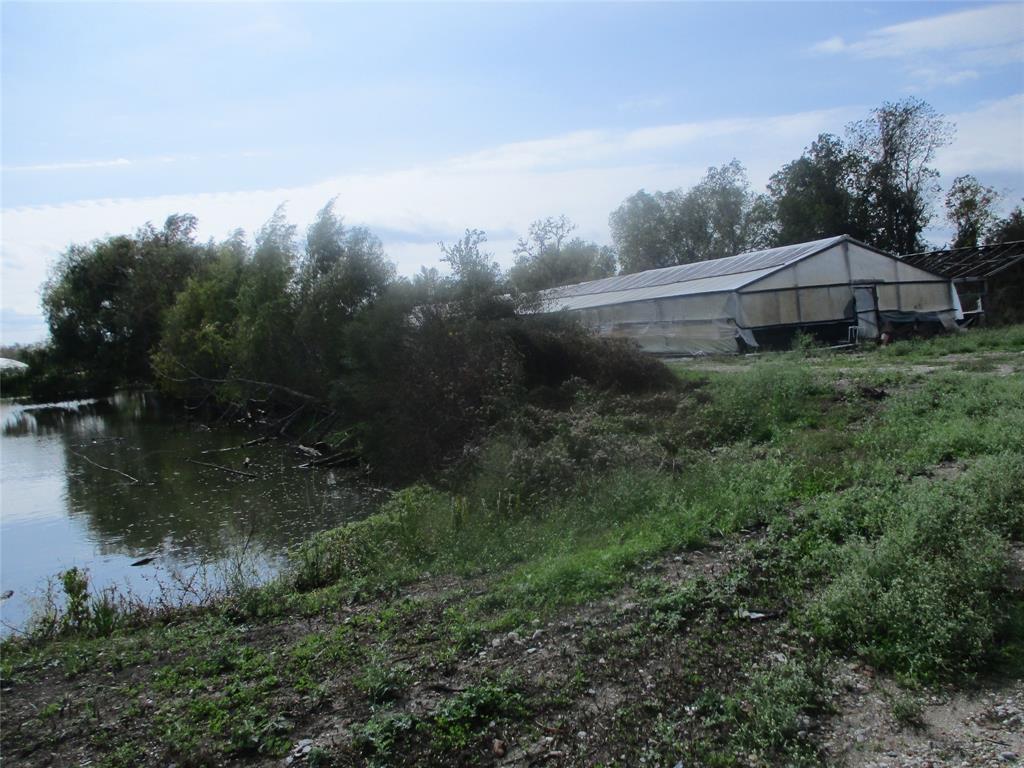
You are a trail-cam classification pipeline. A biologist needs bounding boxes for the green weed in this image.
[429,680,527,752]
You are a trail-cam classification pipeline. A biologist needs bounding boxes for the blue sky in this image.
[3,1,1023,343]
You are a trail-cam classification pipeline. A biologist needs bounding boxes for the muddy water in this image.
[0,392,377,634]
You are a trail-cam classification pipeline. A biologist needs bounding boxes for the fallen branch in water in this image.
[185,457,258,478]
[69,450,139,484]
[297,451,360,469]
[200,437,267,455]
[161,369,323,404]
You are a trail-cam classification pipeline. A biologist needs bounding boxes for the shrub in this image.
[343,304,677,483]
[806,479,1013,680]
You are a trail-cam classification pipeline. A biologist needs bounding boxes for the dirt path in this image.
[672,350,1024,376]
[823,665,1023,768]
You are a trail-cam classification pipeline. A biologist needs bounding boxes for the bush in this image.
[287,485,450,592]
[344,304,677,483]
[508,319,679,395]
[806,476,1015,680]
[26,568,128,639]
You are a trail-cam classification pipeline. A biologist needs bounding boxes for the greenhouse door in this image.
[853,285,880,341]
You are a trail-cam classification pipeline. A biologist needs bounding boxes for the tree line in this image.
[6,96,1021,479]
[17,201,670,480]
[611,97,1022,273]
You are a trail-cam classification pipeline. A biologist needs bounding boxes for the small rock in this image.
[507,631,521,643]
[526,647,538,655]
[1000,753,1018,763]
[491,637,502,648]
[531,629,543,640]
[492,738,507,757]
[577,731,588,740]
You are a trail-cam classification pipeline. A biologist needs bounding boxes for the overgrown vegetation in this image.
[4,330,1022,766]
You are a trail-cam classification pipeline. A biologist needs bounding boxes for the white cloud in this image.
[2,151,261,175]
[907,68,980,90]
[3,158,132,173]
[810,4,1023,91]
[445,107,849,173]
[812,4,1023,59]
[937,93,1024,177]
[810,36,847,55]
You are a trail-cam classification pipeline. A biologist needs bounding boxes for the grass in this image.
[875,324,1024,360]
[3,326,1023,766]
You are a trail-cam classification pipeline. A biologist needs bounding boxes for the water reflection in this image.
[0,392,377,632]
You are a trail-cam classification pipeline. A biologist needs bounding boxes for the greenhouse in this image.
[540,235,961,355]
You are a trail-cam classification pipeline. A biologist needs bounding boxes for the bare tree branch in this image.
[69,450,139,484]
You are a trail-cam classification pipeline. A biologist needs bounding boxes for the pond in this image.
[0,391,379,634]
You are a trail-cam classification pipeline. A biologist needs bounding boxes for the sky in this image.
[2,1,1023,345]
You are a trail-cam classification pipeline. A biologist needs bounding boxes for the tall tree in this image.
[945,175,1000,248]
[439,229,505,299]
[846,97,954,254]
[153,232,248,389]
[42,214,208,382]
[767,133,869,245]
[683,160,770,259]
[608,190,676,273]
[295,200,395,386]
[232,205,300,387]
[987,203,1024,243]
[509,216,616,292]
[610,161,769,274]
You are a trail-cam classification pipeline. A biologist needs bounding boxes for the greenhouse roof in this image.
[0,357,29,371]
[540,235,848,311]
